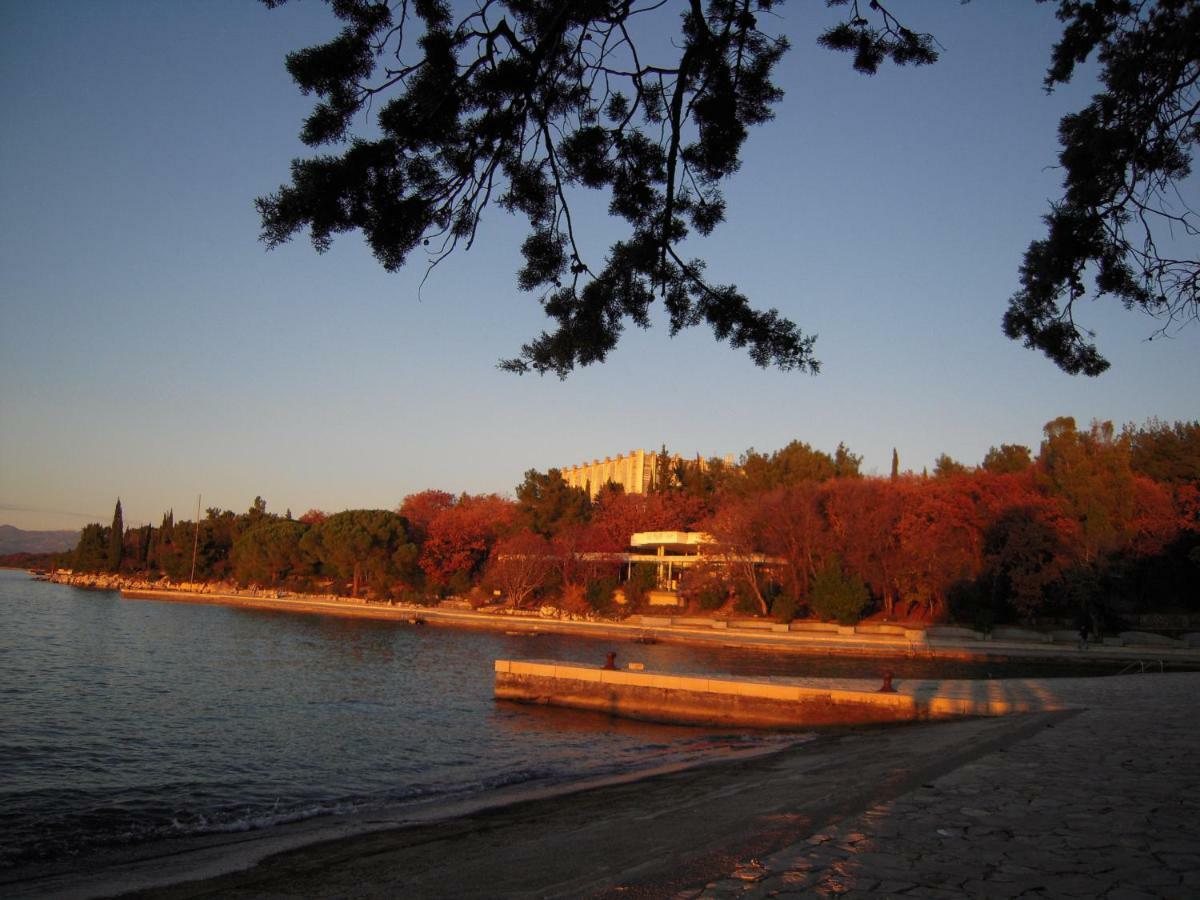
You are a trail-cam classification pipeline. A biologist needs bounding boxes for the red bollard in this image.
[603,651,617,670]
[878,670,896,693]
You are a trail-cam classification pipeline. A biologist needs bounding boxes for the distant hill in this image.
[0,525,79,554]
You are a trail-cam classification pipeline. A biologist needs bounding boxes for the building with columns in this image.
[562,449,657,499]
[561,448,734,499]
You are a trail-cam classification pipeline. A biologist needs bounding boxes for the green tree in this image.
[833,442,862,479]
[891,448,900,480]
[302,509,419,597]
[981,443,1033,475]
[515,468,591,536]
[933,453,969,479]
[740,440,849,493]
[1125,419,1200,485]
[1037,417,1136,562]
[107,499,124,573]
[808,555,870,624]
[73,523,109,573]
[231,520,312,586]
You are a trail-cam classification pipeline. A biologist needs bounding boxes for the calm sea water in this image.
[0,569,1117,874]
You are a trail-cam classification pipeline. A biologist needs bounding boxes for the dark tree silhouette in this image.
[258,0,934,376]
[261,1,1195,378]
[108,499,124,573]
[1004,0,1200,375]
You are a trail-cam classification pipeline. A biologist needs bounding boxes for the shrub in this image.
[808,557,870,624]
[585,575,620,615]
[947,579,1000,633]
[772,592,801,623]
[697,585,726,611]
[623,563,658,607]
[734,581,761,615]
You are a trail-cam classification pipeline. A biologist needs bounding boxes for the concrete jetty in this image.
[493,660,1065,728]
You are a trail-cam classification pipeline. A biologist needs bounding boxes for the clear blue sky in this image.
[1,1,1196,532]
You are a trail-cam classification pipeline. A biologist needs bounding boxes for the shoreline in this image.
[35,571,1200,666]
[7,708,1068,900]
[19,673,1197,899]
[3,731,814,900]
[106,583,1200,666]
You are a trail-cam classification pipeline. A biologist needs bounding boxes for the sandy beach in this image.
[10,672,1196,899]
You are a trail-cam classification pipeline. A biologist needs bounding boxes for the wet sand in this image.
[29,711,1062,899]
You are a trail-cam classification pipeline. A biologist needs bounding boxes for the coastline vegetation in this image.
[58,417,1199,632]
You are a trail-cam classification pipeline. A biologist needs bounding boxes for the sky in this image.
[1,1,1197,532]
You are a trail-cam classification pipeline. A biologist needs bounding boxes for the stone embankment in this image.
[39,571,1200,664]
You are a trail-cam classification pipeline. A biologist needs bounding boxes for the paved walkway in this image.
[695,674,1200,899]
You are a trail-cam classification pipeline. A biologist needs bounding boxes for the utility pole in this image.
[189,493,201,584]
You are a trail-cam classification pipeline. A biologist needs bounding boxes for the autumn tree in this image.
[705,494,774,614]
[982,504,1073,620]
[485,529,558,607]
[584,489,705,552]
[823,477,906,614]
[419,494,517,589]
[754,483,828,603]
[895,479,985,617]
[398,489,456,544]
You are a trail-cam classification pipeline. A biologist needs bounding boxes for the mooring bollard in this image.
[603,651,617,670]
[878,670,896,693]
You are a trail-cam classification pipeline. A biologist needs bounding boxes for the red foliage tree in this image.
[419,494,516,587]
[822,478,907,614]
[398,489,456,545]
[486,529,557,608]
[582,490,705,552]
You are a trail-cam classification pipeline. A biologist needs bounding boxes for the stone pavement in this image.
[694,674,1200,899]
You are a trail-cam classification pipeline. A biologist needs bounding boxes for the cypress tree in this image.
[108,499,124,573]
[891,448,899,480]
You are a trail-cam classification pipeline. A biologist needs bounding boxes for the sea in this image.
[0,568,1117,886]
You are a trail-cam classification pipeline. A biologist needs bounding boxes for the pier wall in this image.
[493,660,1053,729]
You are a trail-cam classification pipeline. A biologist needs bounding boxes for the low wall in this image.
[493,660,1040,729]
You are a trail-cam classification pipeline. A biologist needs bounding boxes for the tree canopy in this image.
[260,0,1196,377]
[258,0,937,376]
[1003,0,1200,375]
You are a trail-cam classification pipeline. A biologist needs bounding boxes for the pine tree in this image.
[108,499,124,573]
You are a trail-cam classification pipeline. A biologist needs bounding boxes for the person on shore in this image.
[603,651,617,670]
[1077,622,1089,650]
